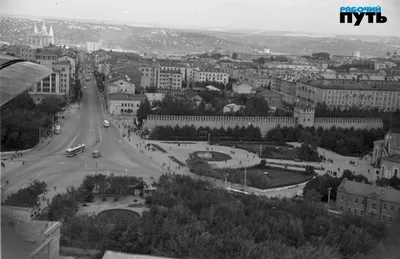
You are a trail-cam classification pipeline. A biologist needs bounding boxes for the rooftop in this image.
[102,250,175,259]
[0,54,53,106]
[339,179,400,204]
[198,68,228,73]
[36,49,58,56]
[298,78,400,91]
[1,215,60,259]
[159,62,185,67]
[108,93,146,101]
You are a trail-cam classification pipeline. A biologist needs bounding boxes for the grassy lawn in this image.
[192,151,232,161]
[249,168,312,189]
[230,143,300,160]
[97,209,140,224]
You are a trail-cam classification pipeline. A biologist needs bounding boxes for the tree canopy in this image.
[3,180,47,207]
[52,174,394,258]
[0,91,57,151]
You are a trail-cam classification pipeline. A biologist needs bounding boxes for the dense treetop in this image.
[49,175,398,259]
[0,92,65,151]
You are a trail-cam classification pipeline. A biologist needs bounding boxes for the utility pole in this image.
[224,175,228,188]
[208,133,210,143]
[259,144,262,157]
[327,187,332,209]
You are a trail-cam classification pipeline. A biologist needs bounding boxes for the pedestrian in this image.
[54,186,56,191]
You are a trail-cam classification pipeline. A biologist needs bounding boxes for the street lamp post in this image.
[38,127,47,151]
[244,167,247,190]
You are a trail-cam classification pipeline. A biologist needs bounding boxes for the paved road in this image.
[1,68,163,201]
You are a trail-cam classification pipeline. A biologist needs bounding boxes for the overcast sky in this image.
[2,0,399,36]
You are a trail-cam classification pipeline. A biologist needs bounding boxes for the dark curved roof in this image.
[0,54,52,107]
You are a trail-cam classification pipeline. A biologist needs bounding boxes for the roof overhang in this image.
[0,54,53,107]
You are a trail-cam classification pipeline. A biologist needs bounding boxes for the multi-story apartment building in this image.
[186,67,196,83]
[157,69,182,89]
[159,62,186,81]
[107,51,140,61]
[296,78,400,111]
[53,60,72,95]
[336,179,400,224]
[275,78,297,105]
[138,63,158,89]
[194,68,229,84]
[237,71,275,88]
[18,44,37,61]
[36,49,58,69]
[108,93,146,116]
[29,72,61,103]
[58,55,76,78]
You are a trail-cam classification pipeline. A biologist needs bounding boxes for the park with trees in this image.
[0,91,66,151]
[148,123,384,157]
[186,156,316,190]
[20,174,400,259]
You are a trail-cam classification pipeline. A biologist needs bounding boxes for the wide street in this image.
[1,65,162,200]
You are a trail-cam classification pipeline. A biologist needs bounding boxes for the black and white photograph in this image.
[0,0,400,258]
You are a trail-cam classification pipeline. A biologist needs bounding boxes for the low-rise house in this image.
[232,83,255,94]
[108,78,136,94]
[336,178,400,224]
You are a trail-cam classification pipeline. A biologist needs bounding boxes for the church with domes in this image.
[27,22,54,48]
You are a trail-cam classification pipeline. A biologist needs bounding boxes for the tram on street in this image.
[65,144,85,157]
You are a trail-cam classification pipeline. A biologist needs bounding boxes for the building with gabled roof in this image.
[372,131,400,179]
[336,178,400,223]
[108,78,136,95]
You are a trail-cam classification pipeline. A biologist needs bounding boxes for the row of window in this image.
[341,195,400,212]
[121,103,140,108]
[339,206,394,222]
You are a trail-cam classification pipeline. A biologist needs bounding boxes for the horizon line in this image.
[0,13,398,39]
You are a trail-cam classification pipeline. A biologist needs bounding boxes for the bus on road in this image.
[65,144,85,157]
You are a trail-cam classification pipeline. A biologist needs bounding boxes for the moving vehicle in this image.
[85,76,90,81]
[103,120,110,127]
[65,144,85,157]
[92,150,101,158]
[54,125,61,134]
[83,86,87,90]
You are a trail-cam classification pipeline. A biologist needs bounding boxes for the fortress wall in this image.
[314,117,383,130]
[143,115,296,135]
[143,115,384,136]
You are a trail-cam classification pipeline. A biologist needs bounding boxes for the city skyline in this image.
[1,0,400,37]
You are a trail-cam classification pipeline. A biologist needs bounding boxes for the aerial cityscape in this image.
[1,0,400,258]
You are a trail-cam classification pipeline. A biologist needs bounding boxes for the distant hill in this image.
[0,15,398,56]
